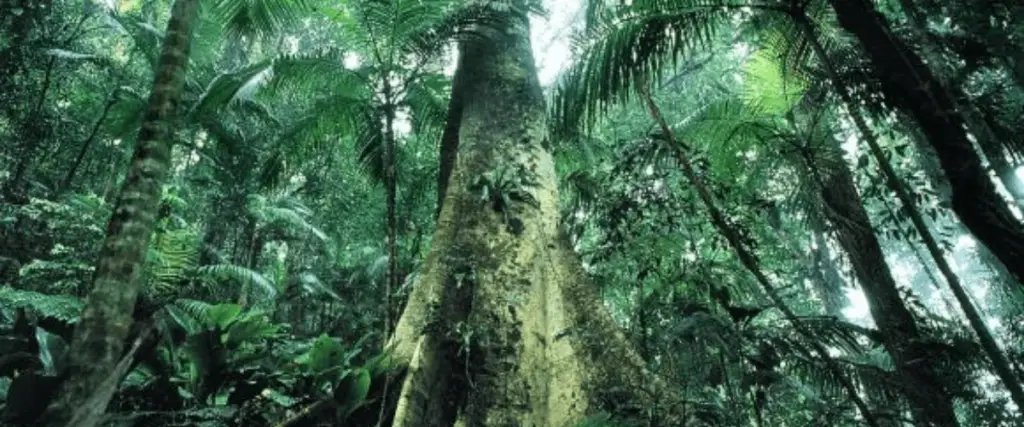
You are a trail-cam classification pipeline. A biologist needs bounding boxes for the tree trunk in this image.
[383,90,399,340]
[637,82,881,427]
[807,144,960,427]
[808,230,847,317]
[40,1,199,425]
[896,0,1024,203]
[386,5,681,426]
[798,12,1024,414]
[905,125,1019,292]
[62,90,120,192]
[826,0,1024,287]
[436,52,466,217]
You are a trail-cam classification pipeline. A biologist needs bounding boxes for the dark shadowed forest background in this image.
[1,0,1024,426]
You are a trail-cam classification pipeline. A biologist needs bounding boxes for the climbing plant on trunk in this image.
[385,2,687,425]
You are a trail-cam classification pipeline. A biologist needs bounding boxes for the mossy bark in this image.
[40,0,199,425]
[386,4,678,426]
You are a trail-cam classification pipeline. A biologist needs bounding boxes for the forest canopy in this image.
[1,0,1023,426]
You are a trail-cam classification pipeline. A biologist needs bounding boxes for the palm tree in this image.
[260,0,457,336]
[38,0,317,424]
[785,101,960,426]
[39,1,201,425]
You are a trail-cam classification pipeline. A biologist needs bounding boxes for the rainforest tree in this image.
[3,0,1024,426]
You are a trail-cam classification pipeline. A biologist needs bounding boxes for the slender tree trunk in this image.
[387,4,685,426]
[62,90,120,192]
[40,1,199,425]
[383,89,399,340]
[809,230,847,317]
[801,14,1024,415]
[5,55,56,198]
[804,142,960,426]
[826,0,1024,287]
[636,78,881,427]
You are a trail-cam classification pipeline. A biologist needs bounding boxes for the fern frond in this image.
[145,228,200,296]
[196,264,278,299]
[553,0,734,137]
[0,288,83,323]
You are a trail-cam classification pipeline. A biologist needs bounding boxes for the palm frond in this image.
[553,0,733,137]
[401,72,450,139]
[189,60,275,118]
[212,0,315,40]
[247,194,330,243]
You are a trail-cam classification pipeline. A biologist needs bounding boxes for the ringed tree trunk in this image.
[826,0,1024,287]
[40,0,199,425]
[806,144,960,427]
[386,4,680,426]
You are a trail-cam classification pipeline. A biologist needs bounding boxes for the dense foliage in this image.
[1,0,1022,426]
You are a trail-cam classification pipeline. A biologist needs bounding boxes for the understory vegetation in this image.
[1,0,1023,426]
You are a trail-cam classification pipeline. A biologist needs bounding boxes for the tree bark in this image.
[826,0,1024,287]
[383,88,399,340]
[806,143,960,427]
[386,4,682,426]
[435,51,466,218]
[40,1,199,425]
[808,230,846,317]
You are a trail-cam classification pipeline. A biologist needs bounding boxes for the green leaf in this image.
[263,388,298,407]
[334,367,371,416]
[205,303,242,330]
[308,334,345,381]
[223,311,279,347]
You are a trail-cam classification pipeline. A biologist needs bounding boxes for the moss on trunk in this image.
[386,3,680,426]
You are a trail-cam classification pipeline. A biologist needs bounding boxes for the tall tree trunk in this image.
[809,230,847,317]
[895,0,1024,203]
[636,79,881,427]
[40,1,199,425]
[436,53,466,217]
[805,143,960,427]
[383,89,399,340]
[908,126,1019,291]
[386,4,683,426]
[826,0,1024,287]
[800,14,1024,415]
